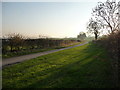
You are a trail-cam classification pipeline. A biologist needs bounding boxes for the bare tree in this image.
[92,0,119,33]
[87,18,102,40]
[8,33,24,52]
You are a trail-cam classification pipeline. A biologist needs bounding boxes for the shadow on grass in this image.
[24,43,113,88]
[3,43,114,88]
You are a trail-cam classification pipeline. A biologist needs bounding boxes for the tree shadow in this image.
[3,43,114,88]
[22,43,113,88]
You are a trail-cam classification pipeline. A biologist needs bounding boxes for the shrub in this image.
[96,30,120,87]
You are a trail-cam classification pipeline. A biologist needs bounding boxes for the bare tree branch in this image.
[92,0,119,34]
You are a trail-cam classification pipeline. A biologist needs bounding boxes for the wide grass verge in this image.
[2,42,114,88]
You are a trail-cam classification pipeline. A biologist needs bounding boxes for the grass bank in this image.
[3,42,114,88]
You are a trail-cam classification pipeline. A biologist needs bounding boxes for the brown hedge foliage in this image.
[2,38,78,53]
[96,30,120,87]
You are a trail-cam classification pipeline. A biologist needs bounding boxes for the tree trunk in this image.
[95,33,98,40]
[10,45,13,52]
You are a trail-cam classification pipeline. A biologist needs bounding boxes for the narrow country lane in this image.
[2,42,88,67]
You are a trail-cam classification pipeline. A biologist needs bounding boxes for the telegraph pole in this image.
[118,1,120,30]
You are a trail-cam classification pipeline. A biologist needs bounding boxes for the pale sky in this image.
[2,0,118,38]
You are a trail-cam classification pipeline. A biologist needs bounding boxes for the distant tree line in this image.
[2,33,79,54]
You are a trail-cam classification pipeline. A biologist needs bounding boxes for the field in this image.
[3,43,114,88]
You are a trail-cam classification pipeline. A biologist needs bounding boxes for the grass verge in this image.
[2,42,114,88]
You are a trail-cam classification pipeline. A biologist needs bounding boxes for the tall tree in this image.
[92,0,119,33]
[87,18,101,40]
[77,32,86,40]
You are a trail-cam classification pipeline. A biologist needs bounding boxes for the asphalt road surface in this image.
[2,42,88,67]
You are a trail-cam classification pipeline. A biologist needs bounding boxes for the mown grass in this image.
[2,42,114,88]
[2,42,82,59]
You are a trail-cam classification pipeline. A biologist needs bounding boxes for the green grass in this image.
[2,48,55,58]
[2,42,114,88]
[2,42,82,59]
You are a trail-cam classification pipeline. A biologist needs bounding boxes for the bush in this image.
[95,30,120,87]
[2,34,78,58]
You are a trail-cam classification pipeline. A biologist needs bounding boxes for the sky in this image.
[2,0,117,38]
[0,2,2,38]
